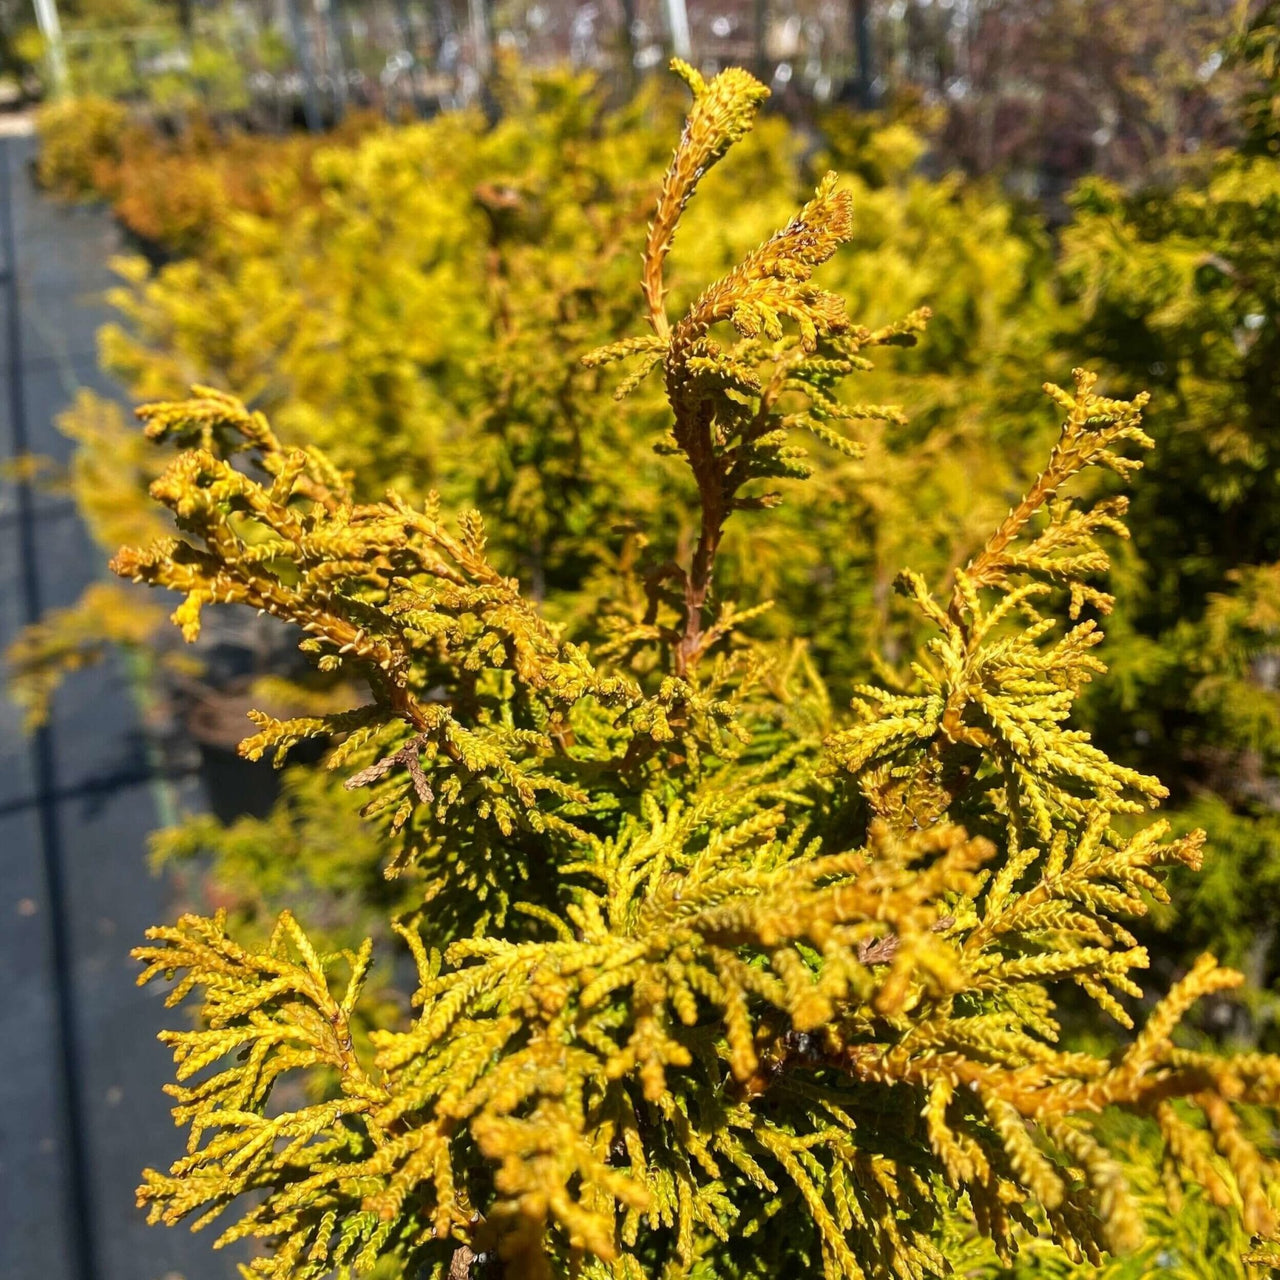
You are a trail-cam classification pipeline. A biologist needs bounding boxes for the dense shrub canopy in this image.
[60,58,1280,1280]
[22,47,1280,1024]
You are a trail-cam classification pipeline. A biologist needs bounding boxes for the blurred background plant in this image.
[6,3,1280,1276]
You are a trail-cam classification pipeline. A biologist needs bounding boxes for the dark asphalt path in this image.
[0,131,227,1280]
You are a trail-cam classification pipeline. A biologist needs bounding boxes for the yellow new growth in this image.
[111,63,1280,1280]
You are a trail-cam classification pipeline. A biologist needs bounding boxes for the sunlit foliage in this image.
[113,65,1280,1280]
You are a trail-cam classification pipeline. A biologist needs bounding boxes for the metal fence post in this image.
[664,0,691,60]
[319,0,347,119]
[851,0,875,106]
[30,0,69,96]
[469,0,491,78]
[284,0,324,130]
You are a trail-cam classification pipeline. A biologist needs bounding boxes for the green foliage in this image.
[151,763,411,944]
[1057,54,1280,1000]
[34,94,127,199]
[111,65,1280,1280]
[1234,0,1280,156]
[25,0,254,111]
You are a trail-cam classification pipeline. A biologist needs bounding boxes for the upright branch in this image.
[640,61,769,339]
[958,368,1153,619]
[589,63,926,677]
[827,370,1164,839]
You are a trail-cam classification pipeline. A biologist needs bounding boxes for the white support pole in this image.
[31,0,69,97]
[468,0,491,79]
[664,0,691,60]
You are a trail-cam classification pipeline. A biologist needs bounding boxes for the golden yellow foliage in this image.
[97,63,1280,1280]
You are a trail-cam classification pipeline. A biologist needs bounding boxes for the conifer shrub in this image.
[17,65,1057,728]
[13,66,1071,1001]
[1236,0,1280,157]
[111,63,1280,1280]
[33,103,382,254]
[1053,26,1280,1017]
[34,93,128,199]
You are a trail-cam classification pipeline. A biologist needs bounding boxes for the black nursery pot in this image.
[194,739,282,825]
